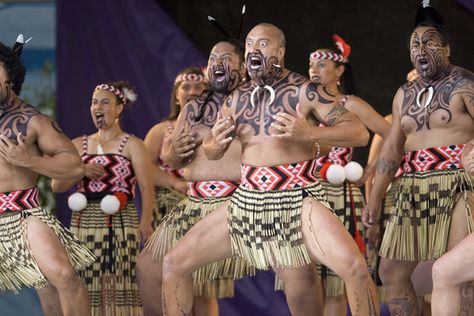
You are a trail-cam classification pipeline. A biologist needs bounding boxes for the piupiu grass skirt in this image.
[316,179,365,297]
[153,186,185,229]
[0,207,95,293]
[144,194,255,298]
[380,169,473,261]
[70,201,142,316]
[228,181,329,270]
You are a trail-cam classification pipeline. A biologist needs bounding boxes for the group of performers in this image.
[0,1,472,316]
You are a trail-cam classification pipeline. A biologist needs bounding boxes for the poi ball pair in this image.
[68,192,128,215]
[319,161,364,185]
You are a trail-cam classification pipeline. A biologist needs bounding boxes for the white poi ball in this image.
[68,192,87,212]
[326,164,346,185]
[100,195,120,215]
[344,161,364,183]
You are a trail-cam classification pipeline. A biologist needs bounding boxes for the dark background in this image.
[158,0,474,162]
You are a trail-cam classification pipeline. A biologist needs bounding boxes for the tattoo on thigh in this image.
[388,290,417,316]
[367,289,377,316]
[375,158,398,176]
[461,283,474,316]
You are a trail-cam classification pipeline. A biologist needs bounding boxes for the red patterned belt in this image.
[187,181,240,198]
[0,188,40,212]
[241,159,318,191]
[402,144,464,173]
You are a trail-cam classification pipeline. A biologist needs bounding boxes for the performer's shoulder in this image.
[450,65,474,84]
[286,71,311,86]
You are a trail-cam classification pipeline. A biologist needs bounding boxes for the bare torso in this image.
[181,93,241,182]
[228,71,320,166]
[400,66,474,151]
[0,101,42,191]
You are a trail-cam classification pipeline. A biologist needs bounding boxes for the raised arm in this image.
[128,137,155,241]
[0,114,85,180]
[202,96,236,160]
[304,83,369,147]
[363,89,406,227]
[461,73,474,175]
[345,96,390,138]
[51,137,85,192]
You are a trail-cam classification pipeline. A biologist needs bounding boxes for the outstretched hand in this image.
[271,103,311,141]
[0,133,30,167]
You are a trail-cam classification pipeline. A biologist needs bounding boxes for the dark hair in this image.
[104,80,137,106]
[0,41,26,95]
[323,47,359,95]
[166,66,206,121]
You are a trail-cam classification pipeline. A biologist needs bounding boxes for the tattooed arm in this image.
[303,83,370,147]
[461,73,474,175]
[203,96,236,160]
[51,137,86,192]
[345,96,390,138]
[363,89,406,227]
[3,114,86,180]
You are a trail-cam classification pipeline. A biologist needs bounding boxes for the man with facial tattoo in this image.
[0,40,95,315]
[363,3,474,316]
[137,40,255,316]
[161,23,380,316]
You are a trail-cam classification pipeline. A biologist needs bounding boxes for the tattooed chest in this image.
[400,81,455,132]
[234,85,300,135]
[0,103,39,140]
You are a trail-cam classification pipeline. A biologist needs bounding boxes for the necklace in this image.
[96,130,122,154]
[416,85,434,108]
[250,85,275,108]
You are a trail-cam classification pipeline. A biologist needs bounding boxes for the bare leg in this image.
[301,198,380,316]
[432,233,474,315]
[324,294,347,316]
[137,250,164,315]
[162,204,233,315]
[26,216,91,316]
[36,283,63,316]
[411,260,434,316]
[379,258,419,316]
[274,264,324,316]
[193,297,218,316]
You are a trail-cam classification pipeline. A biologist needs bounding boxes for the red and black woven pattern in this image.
[402,144,464,173]
[187,180,239,198]
[78,135,137,196]
[241,159,318,191]
[0,188,40,212]
[316,147,353,167]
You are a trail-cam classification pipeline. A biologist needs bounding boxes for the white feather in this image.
[242,5,246,14]
[208,16,215,21]
[422,0,430,8]
[16,34,24,43]
[122,87,137,103]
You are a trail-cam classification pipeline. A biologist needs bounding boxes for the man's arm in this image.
[363,89,406,227]
[51,137,85,192]
[306,83,369,147]
[461,73,474,174]
[0,114,85,180]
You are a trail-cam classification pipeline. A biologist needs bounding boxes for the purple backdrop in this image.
[56,1,290,315]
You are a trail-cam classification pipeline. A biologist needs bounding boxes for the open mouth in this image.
[418,58,429,71]
[248,55,263,71]
[94,112,106,126]
[310,75,321,83]
[214,69,226,83]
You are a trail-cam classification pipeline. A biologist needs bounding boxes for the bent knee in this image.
[339,255,370,283]
[48,265,78,289]
[162,248,193,277]
[432,259,455,286]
